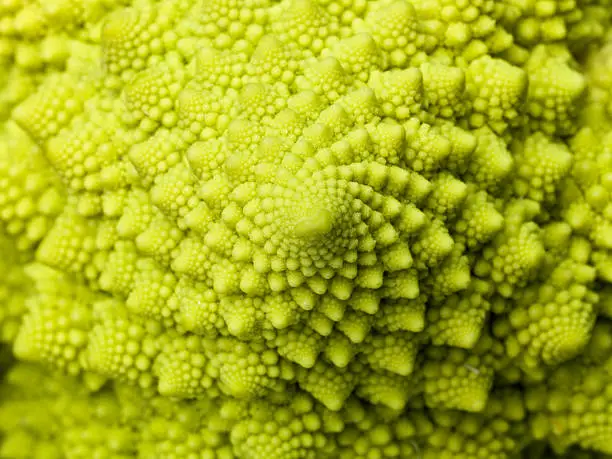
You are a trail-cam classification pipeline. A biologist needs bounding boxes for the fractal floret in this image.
[1,0,612,458]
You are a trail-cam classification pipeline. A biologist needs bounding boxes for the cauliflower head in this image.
[1,0,612,458]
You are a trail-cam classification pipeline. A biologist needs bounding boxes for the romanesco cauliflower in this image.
[1,0,612,458]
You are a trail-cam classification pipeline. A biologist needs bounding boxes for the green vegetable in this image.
[0,0,612,457]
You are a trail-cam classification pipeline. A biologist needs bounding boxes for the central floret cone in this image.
[294,207,334,239]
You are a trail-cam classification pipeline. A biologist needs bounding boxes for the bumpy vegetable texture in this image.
[1,0,612,457]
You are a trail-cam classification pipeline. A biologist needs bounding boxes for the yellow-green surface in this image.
[0,0,612,457]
